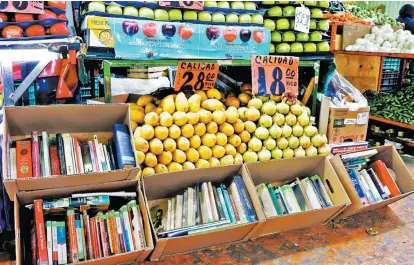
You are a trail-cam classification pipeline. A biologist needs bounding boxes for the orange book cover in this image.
[49,145,61,176]
[16,140,33,178]
[108,212,120,255]
[90,217,100,259]
[34,200,48,265]
[370,160,401,197]
[67,210,79,263]
[73,137,83,173]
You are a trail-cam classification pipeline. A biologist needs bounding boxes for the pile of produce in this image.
[130,88,330,176]
[348,7,404,27]
[345,24,414,53]
[364,87,414,125]
[323,11,371,24]
[261,1,330,53]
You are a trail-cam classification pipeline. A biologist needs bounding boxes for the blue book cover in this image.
[56,222,67,264]
[367,168,388,199]
[234,176,257,222]
[275,189,288,215]
[267,184,283,216]
[221,185,235,223]
[348,169,370,205]
[113,124,135,170]
[217,188,230,221]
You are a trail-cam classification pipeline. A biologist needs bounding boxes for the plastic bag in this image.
[327,71,368,110]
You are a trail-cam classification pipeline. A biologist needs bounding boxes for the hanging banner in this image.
[0,1,44,14]
[251,55,299,96]
[159,1,204,10]
[174,62,219,91]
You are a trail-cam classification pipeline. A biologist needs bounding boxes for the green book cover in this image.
[267,184,282,215]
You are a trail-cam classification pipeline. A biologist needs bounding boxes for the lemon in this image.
[244,121,257,134]
[209,157,221,167]
[163,138,177,152]
[233,119,245,133]
[225,144,237,156]
[135,151,145,164]
[186,148,200,163]
[228,135,242,147]
[181,124,195,138]
[142,167,155,176]
[190,135,201,149]
[197,146,212,160]
[198,109,212,123]
[239,130,251,143]
[183,161,196,170]
[212,145,225,159]
[158,151,172,165]
[130,109,145,124]
[219,122,234,137]
[186,112,200,125]
[212,110,226,125]
[172,149,186,163]
[144,112,159,126]
[201,133,216,147]
[195,159,210,168]
[154,164,168,173]
[140,124,154,140]
[144,153,157,168]
[220,155,234,166]
[215,132,228,146]
[194,123,207,136]
[134,137,149,152]
[169,124,181,139]
[177,137,190,151]
[206,122,218,134]
[236,143,247,154]
[168,162,183,172]
[159,112,173,127]
[173,111,187,126]
[154,126,169,140]
[149,139,163,155]
[130,121,138,132]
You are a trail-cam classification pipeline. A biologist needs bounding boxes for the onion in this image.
[317,144,331,156]
[408,41,414,49]
[374,29,384,36]
[391,41,398,48]
[345,45,353,51]
[356,38,366,45]
[375,37,384,45]
[372,26,380,33]
[397,35,407,43]
[382,41,391,48]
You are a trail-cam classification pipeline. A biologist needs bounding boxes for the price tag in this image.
[159,1,204,10]
[294,5,310,33]
[0,1,44,14]
[174,62,219,91]
[251,55,299,96]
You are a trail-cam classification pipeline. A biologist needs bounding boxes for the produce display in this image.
[364,87,414,125]
[323,11,371,24]
[349,7,404,27]
[130,87,330,176]
[261,1,331,53]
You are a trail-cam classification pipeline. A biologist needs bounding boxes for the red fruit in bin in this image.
[47,1,67,10]
[15,13,34,22]
[26,25,46,37]
[2,25,23,38]
[48,22,69,35]
[57,13,67,19]
[0,12,8,22]
[37,9,57,20]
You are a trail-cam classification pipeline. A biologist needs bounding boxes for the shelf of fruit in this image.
[335,50,414,59]
[348,7,404,27]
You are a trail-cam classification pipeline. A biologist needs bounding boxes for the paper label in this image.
[294,6,311,33]
[344,119,356,125]
[357,112,369,125]
[174,62,219,91]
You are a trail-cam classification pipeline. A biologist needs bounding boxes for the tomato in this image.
[47,1,66,10]
[49,22,70,35]
[37,9,57,20]
[26,25,46,37]
[57,13,67,19]
[0,12,8,22]
[15,13,34,22]
[2,25,24,38]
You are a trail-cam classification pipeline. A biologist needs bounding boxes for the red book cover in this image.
[49,145,61,176]
[99,215,109,257]
[91,141,100,172]
[108,213,120,255]
[371,160,402,197]
[90,217,100,259]
[83,214,93,260]
[31,131,41,177]
[67,210,79,263]
[228,189,240,222]
[95,217,102,259]
[34,200,48,265]
[16,140,33,178]
[73,137,82,173]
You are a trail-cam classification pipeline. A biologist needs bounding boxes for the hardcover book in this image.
[113,124,136,169]
[16,140,33,178]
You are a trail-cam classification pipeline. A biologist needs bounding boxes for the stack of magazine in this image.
[150,176,257,238]
[257,175,334,218]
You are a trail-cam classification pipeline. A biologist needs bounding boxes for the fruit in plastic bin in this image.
[168,162,183,172]
[26,25,46,37]
[225,13,238,23]
[218,1,230,8]
[276,18,290,30]
[310,19,317,29]
[2,25,23,38]
[0,12,7,22]
[271,148,283,159]
[304,43,317,52]
[124,6,139,17]
[271,31,282,42]
[48,1,67,10]
[88,1,105,12]
[239,14,252,24]
[304,1,317,6]
[107,4,122,15]
[268,6,282,17]
[283,31,295,42]
[139,7,155,19]
[317,41,330,52]
[183,10,197,20]
[162,24,176,38]
[311,8,323,19]
[283,6,296,17]
[310,31,322,41]
[290,43,304,52]
[38,9,57,20]
[239,29,251,42]
[270,43,275,53]
[264,19,276,31]
[142,167,155,176]
[49,22,70,35]
[15,13,34,22]
[248,137,262,152]
[231,1,244,9]
[296,32,309,42]
[204,1,217,7]
[142,22,158,37]
[252,14,264,24]
[212,12,225,23]
[243,151,258,162]
[318,20,329,31]
[262,1,275,4]
[276,43,291,53]
[183,161,195,170]
[244,2,256,10]
[198,11,212,22]
[154,9,169,21]
[178,25,193,39]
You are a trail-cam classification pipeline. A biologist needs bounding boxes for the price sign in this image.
[159,1,204,10]
[294,5,310,33]
[251,55,299,96]
[0,1,44,14]
[174,62,219,91]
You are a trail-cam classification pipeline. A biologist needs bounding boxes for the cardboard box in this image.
[330,145,414,220]
[245,156,351,239]
[15,179,154,265]
[142,164,265,261]
[327,107,370,144]
[3,104,140,200]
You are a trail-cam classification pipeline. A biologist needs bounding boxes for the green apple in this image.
[276,43,290,53]
[270,43,275,53]
[169,9,182,20]
[88,1,105,12]
[304,1,317,6]
[283,31,295,42]
[317,41,330,52]
[318,19,329,31]
[154,9,169,20]
[198,11,212,21]
[106,4,122,15]
[262,1,275,5]
[204,1,217,7]
[231,1,245,9]
[277,1,290,4]
[276,18,289,30]
[283,6,295,17]
[183,11,197,20]
[239,14,252,23]
[318,1,330,8]
[290,19,295,29]
[268,6,282,17]
[296,32,309,41]
[244,2,256,10]
[123,6,138,16]
[304,42,317,52]
[311,8,323,18]
[271,31,282,42]
[264,19,276,30]
[212,12,225,22]
[217,1,230,8]
[310,19,317,29]
[139,7,155,19]
[290,43,304,52]
[226,13,239,23]
[310,31,322,41]
[252,14,263,24]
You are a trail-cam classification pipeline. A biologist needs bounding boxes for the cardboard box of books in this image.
[143,164,266,261]
[14,179,153,265]
[330,145,414,220]
[3,104,140,201]
[245,156,351,239]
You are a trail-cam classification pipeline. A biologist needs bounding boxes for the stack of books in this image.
[257,175,334,218]
[341,150,401,205]
[8,124,135,179]
[150,176,257,238]
[31,194,146,265]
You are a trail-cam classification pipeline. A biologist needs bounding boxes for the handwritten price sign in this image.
[251,55,299,96]
[294,5,311,33]
[159,1,204,10]
[174,62,219,91]
[0,1,44,14]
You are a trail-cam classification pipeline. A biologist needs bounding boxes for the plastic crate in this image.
[383,57,401,71]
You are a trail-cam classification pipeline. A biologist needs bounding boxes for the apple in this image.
[310,19,317,29]
[162,24,176,37]
[142,22,158,37]
[124,6,139,17]
[204,1,217,7]
[310,31,322,41]
[49,22,70,35]
[318,20,329,31]
[304,43,317,52]
[318,1,330,8]
[224,28,237,42]
[276,18,289,30]
[183,11,197,20]
[239,14,252,23]
[154,9,169,20]
[296,32,309,41]
[276,43,290,53]
[253,30,265,43]
[262,1,275,5]
[226,13,238,23]
[317,41,330,52]
[283,31,295,42]
[0,12,8,22]
[15,14,34,22]
[290,20,295,29]
[107,4,122,15]
[239,29,251,42]
[244,2,256,10]
[252,14,264,24]
[283,6,295,17]
[37,9,57,20]
[268,6,282,17]
[311,8,323,18]
[178,26,194,39]
[290,43,304,53]
[231,1,244,9]
[88,1,106,12]
[206,27,220,40]
[26,25,46,37]
[198,11,212,21]
[304,1,317,6]
[264,19,276,30]
[139,7,155,19]
[217,1,230,8]
[122,20,139,36]
[271,31,281,42]
[169,9,182,20]
[270,43,275,53]
[212,12,225,22]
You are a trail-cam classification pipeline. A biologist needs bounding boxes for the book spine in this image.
[83,213,93,260]
[107,140,117,170]
[371,160,401,197]
[360,169,382,202]
[73,137,84,174]
[120,215,129,253]
[222,187,236,223]
[308,180,327,208]
[187,188,194,227]
[104,214,113,255]
[31,131,41,177]
[81,143,93,173]
[40,138,45,176]
[52,222,58,265]
[71,137,78,174]
[49,145,61,176]
[46,221,53,265]
[57,222,67,265]
[182,191,187,228]
[31,221,37,265]
[296,178,312,210]
[88,141,98,172]
[257,184,277,218]
[213,188,224,220]
[75,214,85,260]
[217,188,230,221]
[208,182,219,222]
[121,206,134,252]
[62,134,74,175]
[227,188,240,222]
[106,212,114,255]
[56,134,66,175]
[129,201,145,250]
[98,214,109,257]
[103,145,112,171]
[234,176,257,222]
[94,217,102,258]
[5,134,11,180]
[89,217,99,259]
[110,212,121,254]
[175,195,183,229]
[195,183,200,225]
[311,176,334,207]
[347,169,370,205]
[98,143,108,172]
[167,199,172,231]
[266,184,282,216]
[113,124,136,169]
[366,168,387,199]
[42,131,51,176]
[230,182,247,223]
[357,170,376,203]
[171,198,176,231]
[10,148,17,180]
[34,200,48,265]
[280,186,298,213]
[275,188,289,214]
[302,178,322,210]
[16,140,33,178]
[201,183,213,224]
[67,210,79,263]
[115,212,126,253]
[93,136,103,172]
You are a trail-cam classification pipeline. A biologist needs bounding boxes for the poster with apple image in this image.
[251,55,299,96]
[0,1,44,14]
[159,1,204,10]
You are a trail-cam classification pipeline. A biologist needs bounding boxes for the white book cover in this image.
[360,169,382,202]
[175,195,183,229]
[257,184,277,218]
[10,148,17,180]
[170,198,176,231]
[62,134,74,175]
[283,187,300,214]
[93,135,103,172]
[192,187,197,226]
[46,221,52,265]
[207,182,219,221]
[358,171,375,203]
[129,205,144,250]
[230,182,247,223]
[98,143,107,172]
[187,188,194,227]
[52,222,58,265]
[103,145,112,171]
[76,145,85,174]
[115,215,124,250]
[122,210,135,251]
[341,149,378,161]
[88,141,98,172]
[167,199,172,231]
[302,179,322,210]
[201,183,213,224]
[42,131,51,176]
[70,137,78,174]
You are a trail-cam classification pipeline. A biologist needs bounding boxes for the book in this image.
[107,211,117,255]
[40,138,45,176]
[46,221,53,265]
[56,134,66,175]
[227,187,240,222]
[347,169,370,205]
[31,131,41,177]
[167,199,172,231]
[340,149,378,162]
[67,210,79,263]
[114,211,126,253]
[56,222,67,265]
[103,213,113,255]
[128,200,146,250]
[208,182,219,222]
[275,188,289,214]
[201,183,213,224]
[280,185,301,213]
[106,140,117,171]
[73,137,85,174]
[360,169,382,202]
[170,198,176,231]
[89,217,100,259]
[357,170,376,203]
[234,176,257,222]
[230,182,248,223]
[158,219,230,238]
[31,221,37,265]
[62,134,74,175]
[301,178,322,210]
[366,168,388,199]
[80,143,93,173]
[49,145,61,175]
[92,136,102,172]
[121,205,135,252]
[10,148,17,179]
[267,184,282,216]
[291,180,311,211]
[217,188,230,221]
[213,188,225,220]
[195,183,201,225]
[175,195,183,229]
[82,212,93,260]
[257,183,277,218]
[113,124,136,169]
[16,140,33,178]
[88,141,99,172]
[98,143,108,172]
[71,137,78,174]
[370,160,401,198]
[52,222,58,265]
[93,217,102,259]
[103,145,112,171]
[34,200,48,265]
[75,213,85,260]
[41,131,51,176]
[192,186,197,227]
[311,175,333,207]
[222,186,235,223]
[187,187,194,227]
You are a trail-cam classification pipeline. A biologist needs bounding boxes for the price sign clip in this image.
[174,62,219,91]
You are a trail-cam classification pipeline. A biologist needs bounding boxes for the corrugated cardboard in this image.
[142,164,266,261]
[245,156,351,239]
[14,180,153,265]
[330,145,414,220]
[3,104,140,200]
[327,107,370,144]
